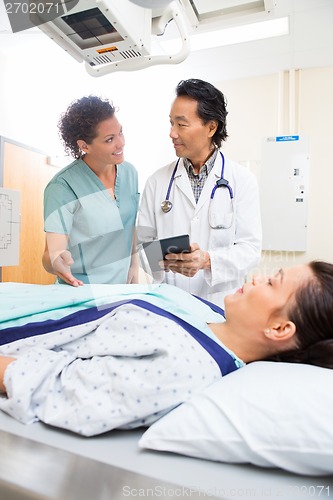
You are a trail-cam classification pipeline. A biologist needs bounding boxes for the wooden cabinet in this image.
[0,137,58,284]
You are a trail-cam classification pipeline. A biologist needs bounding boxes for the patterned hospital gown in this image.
[0,300,240,436]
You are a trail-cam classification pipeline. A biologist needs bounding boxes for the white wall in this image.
[0,34,333,276]
[219,67,333,274]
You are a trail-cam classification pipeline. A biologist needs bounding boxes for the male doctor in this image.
[138,79,262,308]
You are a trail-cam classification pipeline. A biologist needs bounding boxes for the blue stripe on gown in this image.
[0,298,237,376]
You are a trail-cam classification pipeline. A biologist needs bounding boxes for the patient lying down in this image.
[0,261,332,436]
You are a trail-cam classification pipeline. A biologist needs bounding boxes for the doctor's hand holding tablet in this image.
[163,242,211,277]
[138,78,262,308]
[142,234,209,277]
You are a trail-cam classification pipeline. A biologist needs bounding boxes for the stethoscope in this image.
[161,152,234,229]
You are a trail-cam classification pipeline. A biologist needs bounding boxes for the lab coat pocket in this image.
[209,210,233,230]
[208,187,234,230]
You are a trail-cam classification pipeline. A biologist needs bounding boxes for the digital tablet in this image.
[142,234,190,272]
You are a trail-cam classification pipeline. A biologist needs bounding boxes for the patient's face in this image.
[224,264,313,332]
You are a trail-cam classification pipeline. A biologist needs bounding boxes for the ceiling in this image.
[0,0,332,80]
[178,0,276,28]
[0,0,276,36]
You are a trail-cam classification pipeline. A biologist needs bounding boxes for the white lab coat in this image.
[137,152,262,308]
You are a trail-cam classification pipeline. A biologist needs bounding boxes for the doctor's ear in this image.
[207,120,218,137]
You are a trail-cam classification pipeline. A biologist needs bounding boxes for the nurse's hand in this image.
[127,253,139,284]
[52,250,84,287]
[163,242,211,277]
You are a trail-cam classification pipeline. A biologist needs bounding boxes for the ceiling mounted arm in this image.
[85,0,190,77]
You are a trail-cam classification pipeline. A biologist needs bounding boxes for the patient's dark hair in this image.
[267,261,333,369]
[176,79,228,148]
[58,95,116,159]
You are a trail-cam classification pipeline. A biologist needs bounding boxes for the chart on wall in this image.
[260,135,310,252]
[0,187,20,266]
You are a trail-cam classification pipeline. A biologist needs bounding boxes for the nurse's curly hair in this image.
[266,260,333,369]
[175,79,228,148]
[58,95,117,159]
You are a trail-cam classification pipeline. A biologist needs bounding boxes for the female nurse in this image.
[42,95,140,286]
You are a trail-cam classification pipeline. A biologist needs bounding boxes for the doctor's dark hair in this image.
[58,95,117,159]
[266,260,333,369]
[175,79,228,148]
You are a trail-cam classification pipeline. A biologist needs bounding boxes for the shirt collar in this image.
[183,148,218,176]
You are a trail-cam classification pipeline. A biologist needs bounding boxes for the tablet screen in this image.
[142,235,190,273]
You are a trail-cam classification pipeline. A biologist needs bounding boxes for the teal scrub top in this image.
[44,159,139,284]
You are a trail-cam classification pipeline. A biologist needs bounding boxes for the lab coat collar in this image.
[174,159,196,209]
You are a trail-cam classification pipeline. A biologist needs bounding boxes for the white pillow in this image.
[139,361,333,475]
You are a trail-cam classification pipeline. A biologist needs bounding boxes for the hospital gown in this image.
[0,288,242,436]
